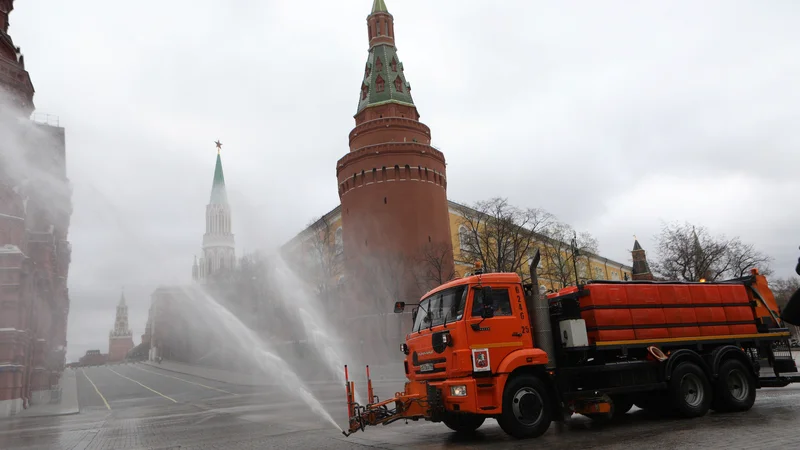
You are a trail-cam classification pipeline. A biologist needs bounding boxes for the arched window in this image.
[376,75,385,93]
[611,271,619,280]
[458,225,470,252]
[394,165,400,180]
[335,227,343,255]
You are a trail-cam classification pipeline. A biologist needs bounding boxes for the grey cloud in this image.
[8,0,797,361]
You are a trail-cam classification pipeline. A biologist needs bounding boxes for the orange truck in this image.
[343,250,799,439]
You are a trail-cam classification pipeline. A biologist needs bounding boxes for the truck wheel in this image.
[668,362,711,418]
[497,374,552,439]
[712,359,756,413]
[442,414,485,434]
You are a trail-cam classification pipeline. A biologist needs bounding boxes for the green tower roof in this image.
[372,0,388,13]
[356,44,415,114]
[210,152,228,204]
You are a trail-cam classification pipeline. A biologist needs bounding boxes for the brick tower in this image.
[1,0,72,416]
[337,0,454,308]
[0,0,34,115]
[631,238,654,281]
[108,291,134,362]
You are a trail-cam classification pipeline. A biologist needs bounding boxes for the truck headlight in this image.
[450,385,467,397]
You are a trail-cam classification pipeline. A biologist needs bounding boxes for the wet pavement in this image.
[1,362,800,449]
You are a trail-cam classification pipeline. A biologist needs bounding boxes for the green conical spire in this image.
[372,0,388,13]
[210,151,228,204]
[357,0,415,115]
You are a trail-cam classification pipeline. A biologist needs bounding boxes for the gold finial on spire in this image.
[633,234,637,241]
[214,140,223,154]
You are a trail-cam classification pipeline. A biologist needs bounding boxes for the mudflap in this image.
[426,383,446,422]
[550,373,572,421]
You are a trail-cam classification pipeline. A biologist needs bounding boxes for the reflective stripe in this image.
[595,331,790,347]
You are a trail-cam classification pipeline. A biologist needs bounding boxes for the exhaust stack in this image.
[527,249,555,369]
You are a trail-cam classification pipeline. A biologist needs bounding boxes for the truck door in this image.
[466,284,531,374]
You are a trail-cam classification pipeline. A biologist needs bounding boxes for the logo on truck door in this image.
[472,348,491,372]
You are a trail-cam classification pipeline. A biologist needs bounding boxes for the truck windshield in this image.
[412,285,467,332]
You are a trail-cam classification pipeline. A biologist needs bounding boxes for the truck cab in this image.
[396,271,549,433]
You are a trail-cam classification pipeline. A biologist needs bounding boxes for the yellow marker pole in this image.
[81,369,111,410]
[107,367,178,403]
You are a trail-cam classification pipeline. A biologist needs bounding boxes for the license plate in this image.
[420,363,435,372]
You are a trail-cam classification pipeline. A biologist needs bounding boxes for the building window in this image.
[394,76,403,92]
[611,271,619,280]
[391,57,397,72]
[375,75,385,93]
[458,225,470,252]
[375,57,383,72]
[335,227,343,255]
[594,267,603,279]
[361,83,368,100]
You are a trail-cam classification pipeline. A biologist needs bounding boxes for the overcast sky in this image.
[9,0,798,362]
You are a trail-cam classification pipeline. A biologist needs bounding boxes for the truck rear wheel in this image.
[668,362,711,418]
[442,414,485,434]
[712,359,756,413]
[497,374,552,439]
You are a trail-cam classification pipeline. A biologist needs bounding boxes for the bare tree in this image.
[771,277,800,311]
[726,239,774,278]
[456,198,553,274]
[538,222,599,288]
[413,241,457,293]
[303,215,344,306]
[651,222,772,282]
[280,215,345,320]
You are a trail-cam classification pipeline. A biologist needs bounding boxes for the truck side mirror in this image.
[394,302,406,313]
[479,286,494,319]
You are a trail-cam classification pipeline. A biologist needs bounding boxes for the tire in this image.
[712,359,756,413]
[668,362,711,418]
[442,414,485,434]
[497,374,552,439]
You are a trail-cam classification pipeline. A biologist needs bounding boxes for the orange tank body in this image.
[562,282,761,345]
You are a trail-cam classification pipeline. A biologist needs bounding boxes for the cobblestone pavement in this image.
[1,363,800,449]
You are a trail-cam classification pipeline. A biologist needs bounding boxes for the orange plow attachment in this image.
[342,365,428,436]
